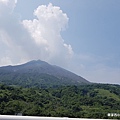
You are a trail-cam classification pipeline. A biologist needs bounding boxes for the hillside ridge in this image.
[0,60,90,88]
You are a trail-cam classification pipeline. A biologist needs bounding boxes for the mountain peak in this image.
[25,60,48,65]
[0,60,90,88]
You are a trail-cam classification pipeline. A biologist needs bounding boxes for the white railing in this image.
[0,115,110,120]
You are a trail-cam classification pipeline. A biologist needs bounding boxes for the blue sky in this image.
[0,0,120,84]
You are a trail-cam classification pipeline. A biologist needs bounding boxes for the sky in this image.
[0,0,120,84]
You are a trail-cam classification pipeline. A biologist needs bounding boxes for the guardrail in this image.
[0,115,110,120]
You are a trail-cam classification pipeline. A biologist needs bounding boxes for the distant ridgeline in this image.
[0,60,90,88]
[0,83,120,119]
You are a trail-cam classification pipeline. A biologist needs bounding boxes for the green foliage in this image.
[0,73,85,88]
[0,83,120,119]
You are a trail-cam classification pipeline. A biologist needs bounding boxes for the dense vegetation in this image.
[0,83,120,119]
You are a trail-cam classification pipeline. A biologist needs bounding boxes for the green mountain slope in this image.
[0,60,90,88]
[0,83,120,119]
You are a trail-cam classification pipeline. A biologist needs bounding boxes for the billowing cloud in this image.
[0,1,73,67]
[0,1,119,84]
[22,3,73,66]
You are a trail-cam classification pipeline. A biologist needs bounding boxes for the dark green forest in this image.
[0,83,120,119]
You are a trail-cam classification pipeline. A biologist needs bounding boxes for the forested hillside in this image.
[0,60,89,88]
[0,83,120,119]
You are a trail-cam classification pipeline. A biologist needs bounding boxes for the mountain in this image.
[0,60,90,88]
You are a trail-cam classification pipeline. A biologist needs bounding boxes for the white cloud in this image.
[0,0,39,65]
[0,2,73,68]
[22,3,73,67]
[33,3,68,32]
